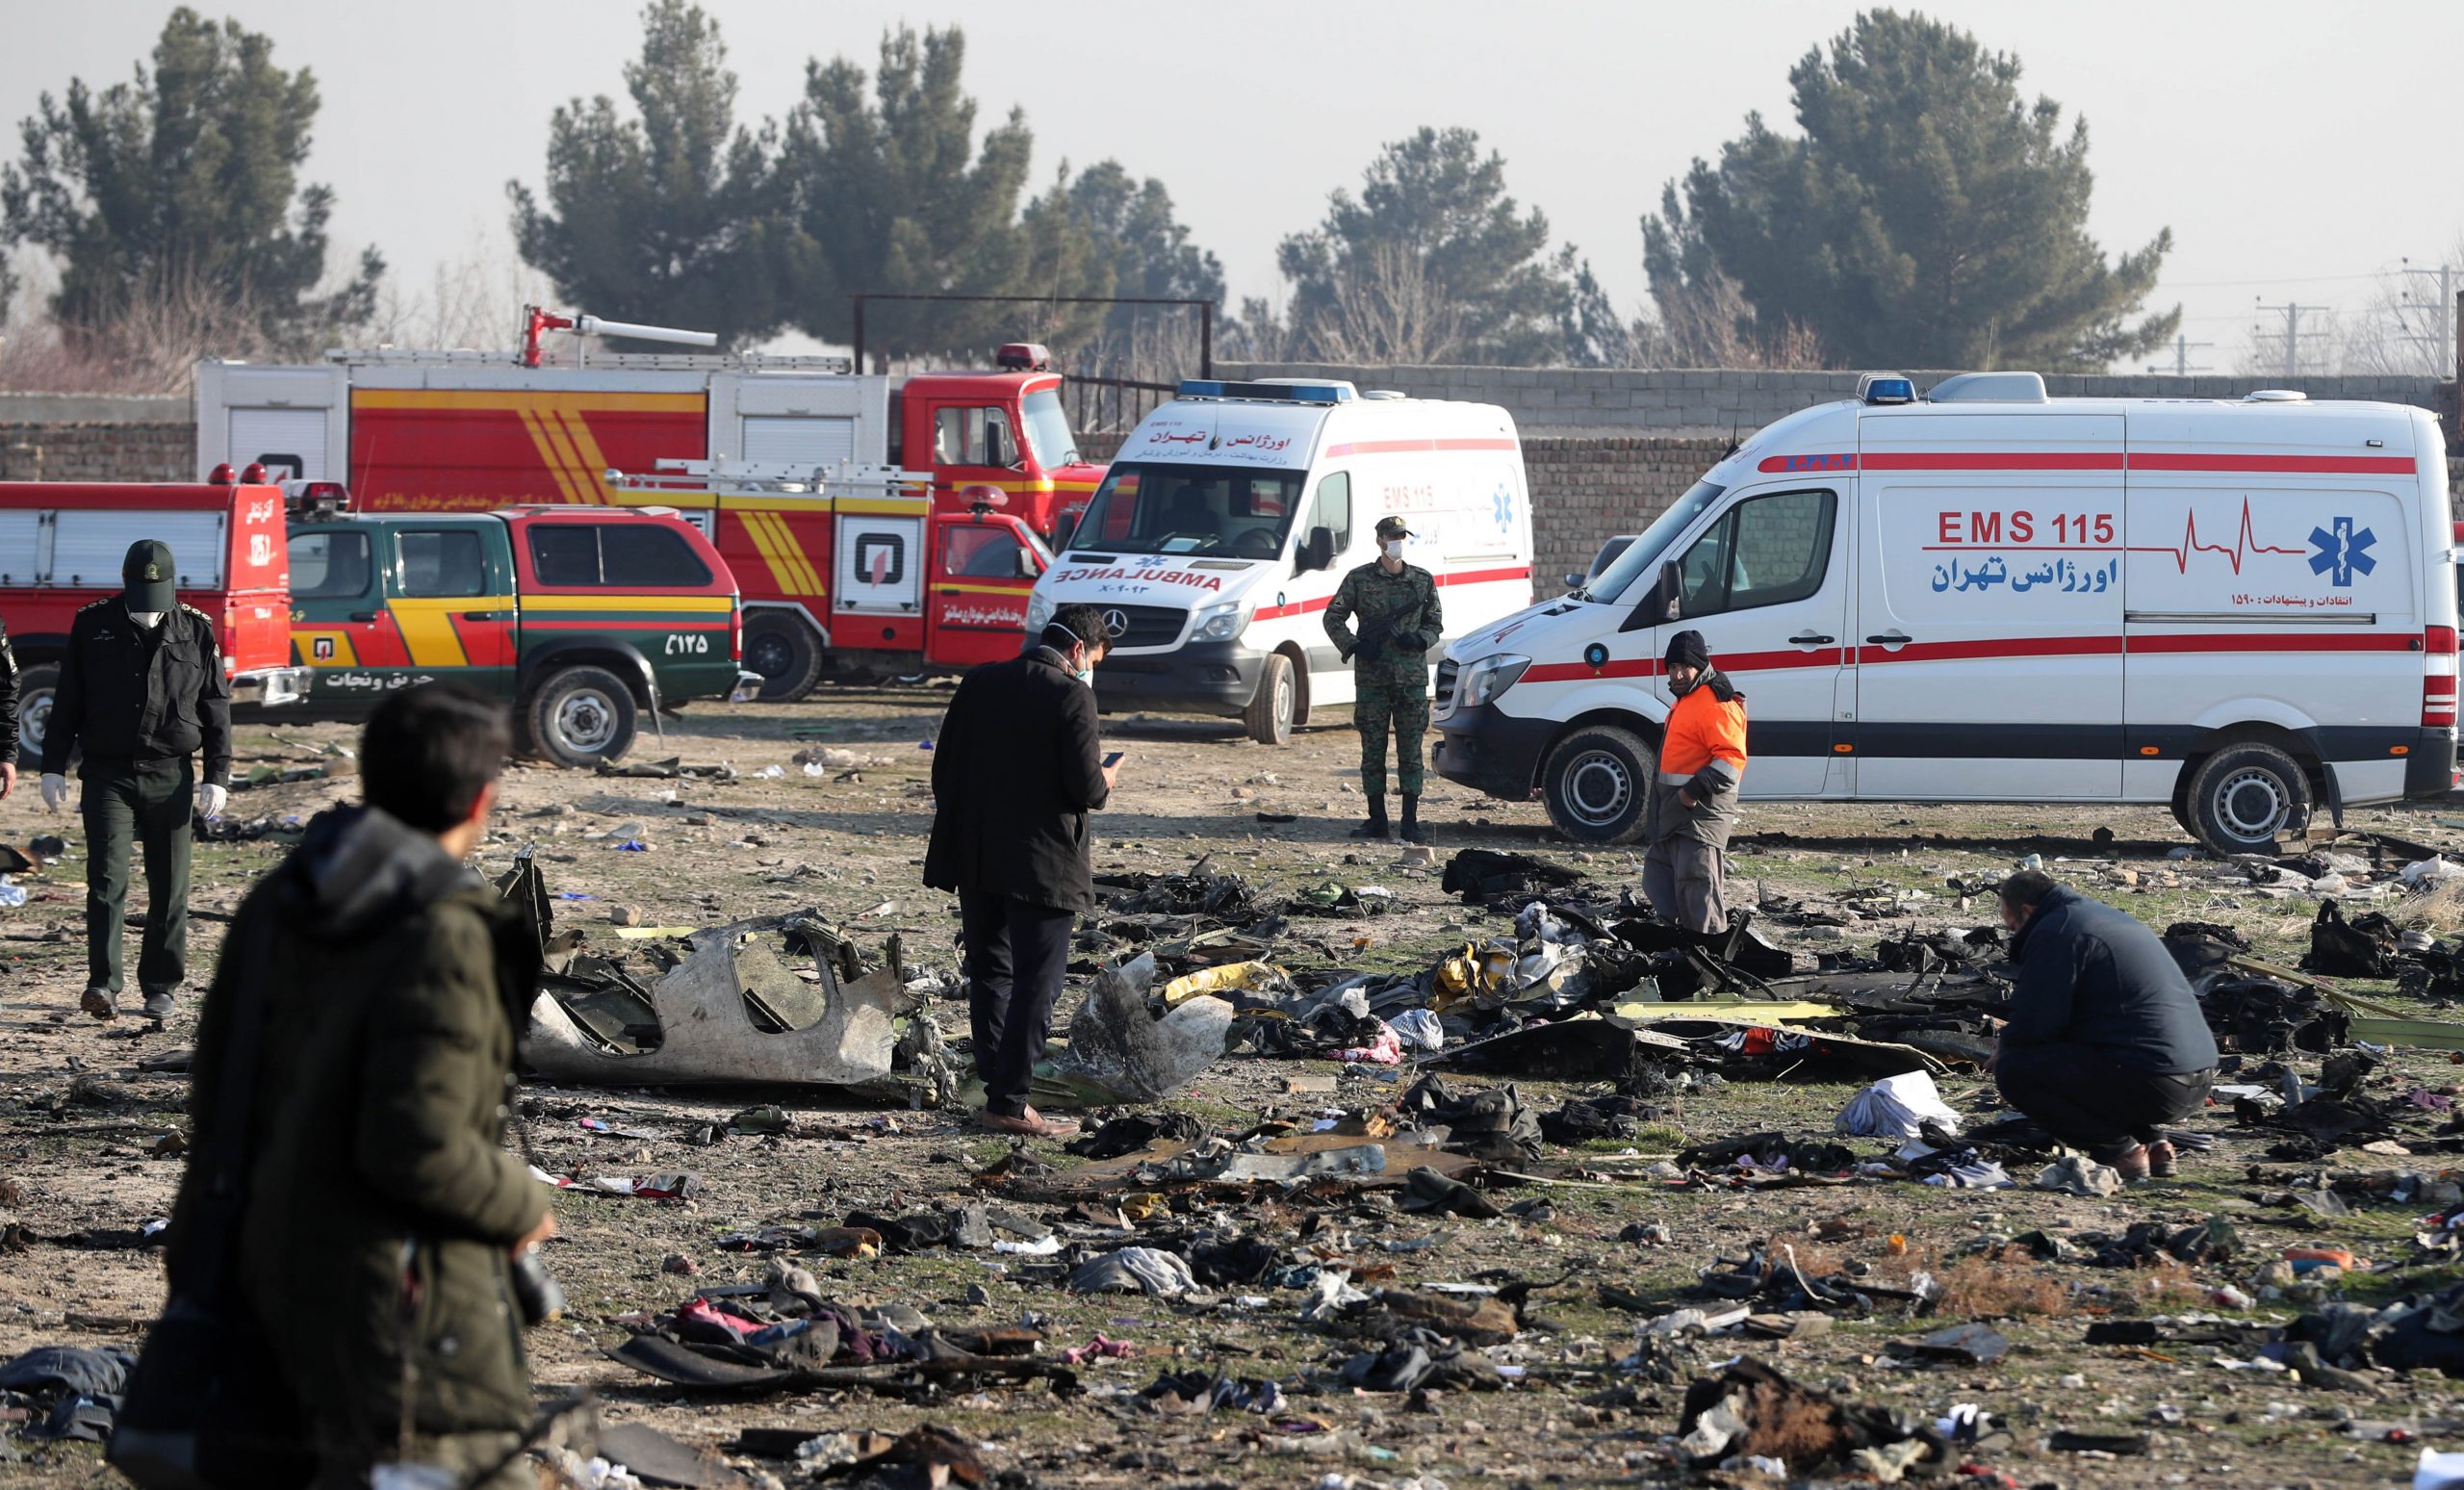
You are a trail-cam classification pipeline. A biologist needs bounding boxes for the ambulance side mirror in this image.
[1050,513,1078,552]
[1297,527,1336,574]
[1015,546,1040,578]
[1654,560,1683,621]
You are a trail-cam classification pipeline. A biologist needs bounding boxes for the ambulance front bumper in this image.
[1434,701,1553,802]
[230,666,313,708]
[1090,641,1267,717]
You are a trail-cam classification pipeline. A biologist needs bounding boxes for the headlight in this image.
[1191,598,1249,643]
[1458,654,1532,707]
[1025,591,1055,634]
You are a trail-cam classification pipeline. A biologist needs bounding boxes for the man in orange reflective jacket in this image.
[1644,629,1747,932]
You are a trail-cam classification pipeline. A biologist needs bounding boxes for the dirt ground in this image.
[7,685,2464,1488]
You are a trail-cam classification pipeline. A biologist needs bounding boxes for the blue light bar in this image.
[1175,378,1354,404]
[1859,372,1916,405]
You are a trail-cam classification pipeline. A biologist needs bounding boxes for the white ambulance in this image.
[1027,379,1534,742]
[1431,372,2459,855]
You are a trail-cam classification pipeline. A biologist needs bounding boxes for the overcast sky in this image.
[9,0,2461,372]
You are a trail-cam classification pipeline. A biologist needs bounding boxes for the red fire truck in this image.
[604,462,1051,686]
[193,312,1108,699]
[3,473,312,764]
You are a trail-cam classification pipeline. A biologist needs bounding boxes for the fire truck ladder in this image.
[603,459,933,500]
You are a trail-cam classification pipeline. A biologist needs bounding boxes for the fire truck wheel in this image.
[743,613,823,702]
[14,663,57,768]
[2184,742,2312,856]
[1244,654,1297,745]
[1541,723,1654,846]
[527,666,637,769]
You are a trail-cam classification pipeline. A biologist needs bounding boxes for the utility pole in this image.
[2147,333,2213,376]
[2254,299,2331,378]
[2396,259,2457,378]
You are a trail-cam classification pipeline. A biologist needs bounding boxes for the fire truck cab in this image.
[2,475,312,765]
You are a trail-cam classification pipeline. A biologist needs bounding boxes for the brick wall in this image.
[1216,362,2449,436]
[0,422,194,482]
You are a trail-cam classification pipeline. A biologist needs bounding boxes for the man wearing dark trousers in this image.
[164,684,552,1489]
[0,614,19,797]
[924,604,1118,1139]
[38,540,232,1021]
[1990,870,2220,1180]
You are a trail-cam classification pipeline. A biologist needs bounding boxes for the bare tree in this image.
[1639,261,1829,369]
[366,229,556,353]
[1301,243,1464,366]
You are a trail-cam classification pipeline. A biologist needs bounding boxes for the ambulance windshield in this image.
[1070,462,1310,559]
[1582,478,1725,604]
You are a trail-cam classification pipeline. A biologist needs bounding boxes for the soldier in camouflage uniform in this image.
[1325,516,1444,842]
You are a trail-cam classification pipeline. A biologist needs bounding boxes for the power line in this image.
[2394,260,2456,379]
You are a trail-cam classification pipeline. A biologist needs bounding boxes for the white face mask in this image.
[1380,539,1405,561]
[129,609,166,629]
[1075,667,1093,687]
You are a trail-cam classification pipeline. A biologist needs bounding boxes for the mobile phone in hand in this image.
[1102,751,1125,769]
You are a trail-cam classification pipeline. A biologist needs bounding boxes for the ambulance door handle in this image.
[1789,631,1835,646]
[1865,630,1911,646]
[462,609,515,621]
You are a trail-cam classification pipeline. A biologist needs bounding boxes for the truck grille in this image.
[1096,604,1186,651]
[1433,657,1461,718]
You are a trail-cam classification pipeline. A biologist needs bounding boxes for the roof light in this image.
[1858,373,1916,406]
[1175,378,1355,404]
[207,463,237,484]
[995,342,1052,372]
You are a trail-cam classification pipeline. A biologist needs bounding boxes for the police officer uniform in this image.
[1324,516,1444,842]
[38,541,232,1020]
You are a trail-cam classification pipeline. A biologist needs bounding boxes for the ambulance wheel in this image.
[743,613,823,702]
[527,666,636,769]
[2184,743,2311,856]
[1245,654,1297,745]
[1542,724,1654,845]
[14,663,56,768]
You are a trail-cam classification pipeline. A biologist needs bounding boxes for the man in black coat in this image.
[924,604,1119,1138]
[1990,870,2220,1180]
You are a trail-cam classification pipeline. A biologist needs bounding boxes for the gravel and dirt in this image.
[6,686,2464,1487]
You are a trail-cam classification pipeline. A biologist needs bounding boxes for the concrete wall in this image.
[1215,362,2448,437]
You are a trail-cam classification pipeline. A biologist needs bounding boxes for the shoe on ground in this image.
[1348,818,1392,840]
[2110,1143,2151,1181]
[2145,1139,2178,1178]
[80,988,116,1021]
[141,991,175,1022]
[1399,822,1429,844]
[977,1105,1081,1139]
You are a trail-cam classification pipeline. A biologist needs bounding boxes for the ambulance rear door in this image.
[1850,410,2126,798]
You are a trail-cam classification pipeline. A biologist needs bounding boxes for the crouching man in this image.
[1990,869,2220,1181]
[166,684,553,1487]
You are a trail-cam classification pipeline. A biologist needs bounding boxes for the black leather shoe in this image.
[80,988,116,1020]
[1348,818,1391,840]
[141,991,176,1022]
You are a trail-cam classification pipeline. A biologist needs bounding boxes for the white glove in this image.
[198,783,229,819]
[40,773,66,812]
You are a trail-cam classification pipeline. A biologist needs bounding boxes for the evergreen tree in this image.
[1053,161,1223,339]
[1648,9,2175,371]
[0,7,381,350]
[781,25,1038,364]
[1277,127,1575,365]
[508,0,786,347]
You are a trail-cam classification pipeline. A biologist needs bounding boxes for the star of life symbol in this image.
[2307,516,2376,587]
[1492,482,1515,533]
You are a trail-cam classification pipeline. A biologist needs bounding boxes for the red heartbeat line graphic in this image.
[2125,499,2304,575]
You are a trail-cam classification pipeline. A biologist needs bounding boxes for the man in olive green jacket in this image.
[167,684,552,1489]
